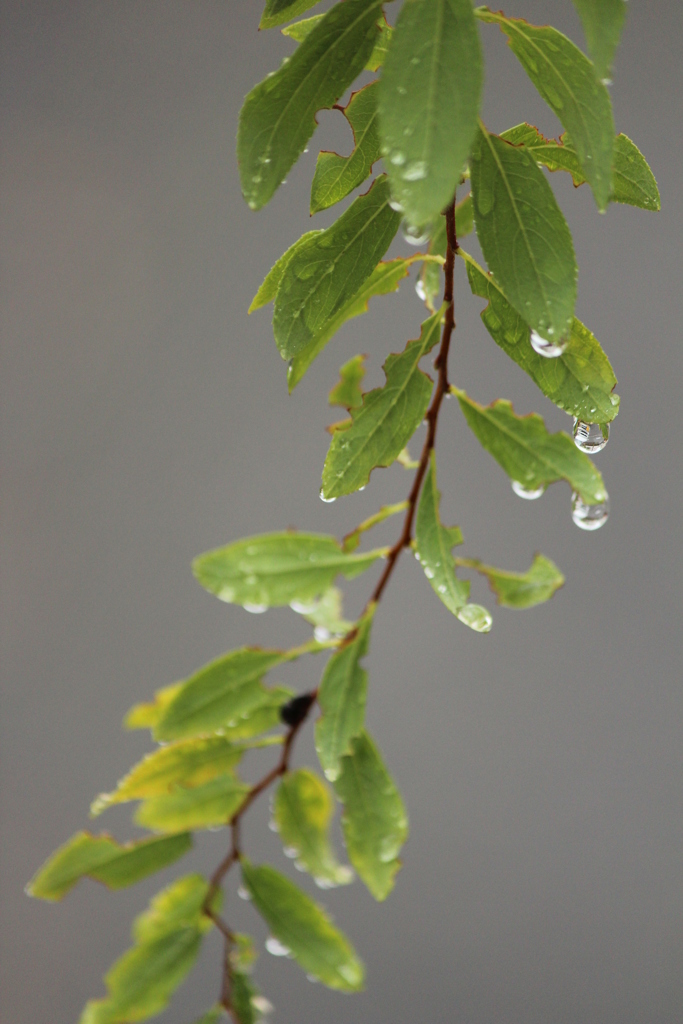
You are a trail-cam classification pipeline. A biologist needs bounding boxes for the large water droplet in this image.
[457,604,492,633]
[290,599,316,614]
[512,479,546,500]
[415,277,428,302]
[571,491,610,530]
[401,219,430,246]
[319,488,336,503]
[530,329,568,358]
[243,603,267,614]
[237,885,252,901]
[266,937,291,957]
[388,197,404,213]
[573,418,609,453]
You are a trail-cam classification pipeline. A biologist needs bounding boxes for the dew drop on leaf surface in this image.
[530,329,568,358]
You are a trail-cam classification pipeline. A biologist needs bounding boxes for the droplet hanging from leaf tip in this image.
[571,491,610,531]
[512,480,546,500]
[573,419,609,454]
[319,488,336,503]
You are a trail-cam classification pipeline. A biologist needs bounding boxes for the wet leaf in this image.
[310,82,381,213]
[274,176,400,360]
[260,0,322,30]
[248,230,322,313]
[453,388,608,505]
[417,194,473,310]
[378,0,483,225]
[290,587,353,638]
[273,768,353,886]
[329,354,366,410]
[26,832,192,901]
[135,773,250,833]
[461,250,620,423]
[470,125,577,344]
[456,553,565,608]
[282,11,392,71]
[334,730,408,901]
[194,532,386,609]
[476,8,615,211]
[571,0,627,80]
[124,681,183,731]
[321,309,443,499]
[316,612,373,782]
[500,123,660,211]
[241,860,364,991]
[238,0,382,209]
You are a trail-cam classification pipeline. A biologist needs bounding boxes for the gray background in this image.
[2,2,682,1022]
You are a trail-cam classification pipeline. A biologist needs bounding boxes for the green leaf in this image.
[329,354,366,409]
[290,587,354,639]
[273,768,353,886]
[248,230,322,313]
[470,124,577,344]
[315,612,373,782]
[193,532,386,610]
[282,12,392,72]
[455,553,565,609]
[500,123,660,212]
[26,832,192,901]
[153,648,296,742]
[417,194,473,310]
[79,876,213,1024]
[460,250,620,423]
[475,9,615,211]
[135,773,250,833]
[310,82,381,214]
[91,736,246,815]
[334,730,408,901]
[241,860,364,991]
[378,0,483,225]
[124,681,183,731]
[287,256,423,391]
[342,501,408,553]
[453,387,608,505]
[238,0,382,210]
[260,0,322,30]
[190,1008,227,1024]
[321,308,443,499]
[571,0,627,80]
[274,175,400,359]
[231,974,258,1024]
[415,451,491,631]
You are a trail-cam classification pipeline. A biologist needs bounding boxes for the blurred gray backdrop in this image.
[2,2,682,1022]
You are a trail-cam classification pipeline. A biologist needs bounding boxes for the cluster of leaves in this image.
[28,1,658,1022]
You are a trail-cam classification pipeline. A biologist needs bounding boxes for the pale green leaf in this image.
[500,123,660,212]
[310,82,381,213]
[91,736,246,814]
[460,250,620,423]
[248,230,322,313]
[79,876,213,1024]
[124,682,183,731]
[454,388,608,504]
[476,9,615,211]
[260,0,322,30]
[378,0,483,224]
[415,451,469,615]
[342,501,408,553]
[470,124,577,344]
[571,0,627,80]
[154,648,295,742]
[26,832,192,901]
[456,552,565,608]
[273,768,353,886]
[417,194,473,310]
[135,773,250,833]
[334,730,408,901]
[329,354,366,409]
[315,612,373,782]
[274,175,400,359]
[193,532,385,610]
[241,860,364,991]
[287,256,422,391]
[238,0,382,210]
[321,308,443,499]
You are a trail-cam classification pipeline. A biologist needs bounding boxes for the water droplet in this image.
[573,419,609,453]
[571,490,610,531]
[402,160,427,182]
[390,151,406,166]
[290,599,315,614]
[401,219,430,246]
[512,480,546,500]
[266,937,291,957]
[314,626,332,643]
[252,996,274,1016]
[388,197,404,213]
[601,77,613,87]
[609,393,619,406]
[319,488,336,503]
[283,845,298,859]
[530,329,568,358]
[303,147,309,154]
[415,278,428,302]
[424,566,435,580]
[268,820,279,833]
[358,485,366,492]
[237,885,252,901]
[307,973,320,983]
[244,603,267,614]
[457,604,493,633]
